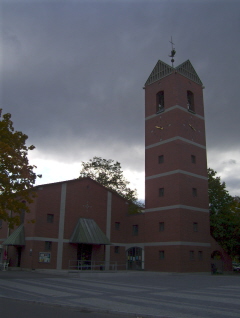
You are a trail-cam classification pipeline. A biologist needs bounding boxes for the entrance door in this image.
[77,244,92,270]
[127,247,142,270]
[211,250,224,273]
[16,247,22,267]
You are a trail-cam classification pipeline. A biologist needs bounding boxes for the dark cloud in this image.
[1,0,240,196]
[222,159,237,165]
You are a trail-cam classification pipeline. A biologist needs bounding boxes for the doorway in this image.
[127,247,143,270]
[211,250,224,273]
[16,247,22,267]
[77,244,92,270]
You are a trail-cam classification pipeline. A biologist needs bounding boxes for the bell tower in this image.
[144,48,211,272]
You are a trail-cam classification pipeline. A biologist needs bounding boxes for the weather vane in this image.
[169,36,176,67]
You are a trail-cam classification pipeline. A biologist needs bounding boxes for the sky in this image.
[1,0,240,201]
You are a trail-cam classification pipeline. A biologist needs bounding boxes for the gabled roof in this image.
[175,60,203,86]
[35,177,132,205]
[145,60,174,87]
[145,59,203,87]
[3,223,25,246]
[70,218,110,245]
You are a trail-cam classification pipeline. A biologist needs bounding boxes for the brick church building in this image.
[0,57,232,272]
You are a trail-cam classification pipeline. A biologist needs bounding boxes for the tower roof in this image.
[145,59,203,87]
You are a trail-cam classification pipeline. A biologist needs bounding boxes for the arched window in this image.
[156,91,164,113]
[187,90,195,112]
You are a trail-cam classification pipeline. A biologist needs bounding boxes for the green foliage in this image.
[127,201,144,215]
[79,156,139,205]
[208,168,233,215]
[208,168,240,258]
[0,109,41,228]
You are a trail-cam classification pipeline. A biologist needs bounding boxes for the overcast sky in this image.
[1,0,240,201]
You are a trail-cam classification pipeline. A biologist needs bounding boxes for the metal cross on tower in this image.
[169,36,176,67]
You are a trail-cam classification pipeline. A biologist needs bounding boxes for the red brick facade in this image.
[143,60,231,272]
[0,59,232,272]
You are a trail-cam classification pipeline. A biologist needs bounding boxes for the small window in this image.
[159,188,164,197]
[159,250,165,260]
[192,188,197,197]
[158,155,164,164]
[0,219,2,229]
[114,246,120,254]
[187,90,195,112]
[132,225,138,236]
[156,91,164,113]
[193,222,198,232]
[45,241,52,251]
[191,155,196,164]
[198,251,203,260]
[47,214,54,223]
[159,222,165,232]
[190,250,195,260]
[115,222,120,230]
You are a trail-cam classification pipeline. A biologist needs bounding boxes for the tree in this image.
[79,156,140,205]
[208,168,233,215]
[208,168,240,258]
[0,109,41,228]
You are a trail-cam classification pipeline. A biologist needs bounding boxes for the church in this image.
[0,55,232,272]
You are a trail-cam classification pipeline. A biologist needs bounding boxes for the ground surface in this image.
[0,270,240,317]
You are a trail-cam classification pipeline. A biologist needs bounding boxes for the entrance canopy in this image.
[70,218,110,245]
[3,223,25,246]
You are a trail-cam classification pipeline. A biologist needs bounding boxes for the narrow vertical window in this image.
[190,251,195,260]
[114,246,120,254]
[45,241,52,251]
[159,250,165,260]
[115,222,120,230]
[20,201,26,224]
[192,188,197,197]
[198,251,203,260]
[193,222,198,232]
[132,225,138,236]
[187,91,195,112]
[156,91,164,113]
[47,214,54,223]
[159,188,164,197]
[159,222,165,232]
[158,155,164,164]
[191,155,196,164]
[20,209,25,224]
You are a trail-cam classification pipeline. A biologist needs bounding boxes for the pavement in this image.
[0,297,136,318]
[0,269,240,317]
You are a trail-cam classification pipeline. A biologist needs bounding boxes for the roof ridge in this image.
[145,59,203,86]
[175,59,203,85]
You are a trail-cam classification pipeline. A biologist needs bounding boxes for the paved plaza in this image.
[0,270,240,317]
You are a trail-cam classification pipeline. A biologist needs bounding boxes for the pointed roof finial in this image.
[169,36,176,67]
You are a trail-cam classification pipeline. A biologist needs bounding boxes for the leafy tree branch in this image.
[0,109,41,228]
[208,168,240,258]
[79,156,143,212]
